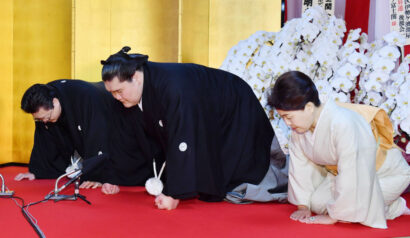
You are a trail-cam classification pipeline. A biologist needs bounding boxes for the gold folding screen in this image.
[0,0,14,164]
[73,0,281,80]
[1,0,71,164]
[180,0,281,67]
[1,0,281,164]
[72,0,180,81]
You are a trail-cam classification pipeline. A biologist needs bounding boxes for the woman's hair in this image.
[21,84,55,113]
[101,46,149,82]
[267,71,321,110]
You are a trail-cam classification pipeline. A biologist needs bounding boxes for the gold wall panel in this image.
[180,0,282,68]
[180,0,210,65]
[208,0,281,68]
[73,0,179,82]
[10,0,72,163]
[72,0,111,82]
[0,0,14,164]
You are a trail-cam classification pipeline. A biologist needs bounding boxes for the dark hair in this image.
[101,46,149,82]
[21,84,55,113]
[267,71,321,110]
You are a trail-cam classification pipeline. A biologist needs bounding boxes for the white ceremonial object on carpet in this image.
[145,159,166,196]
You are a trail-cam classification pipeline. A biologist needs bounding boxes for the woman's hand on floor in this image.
[300,214,338,225]
[290,206,311,221]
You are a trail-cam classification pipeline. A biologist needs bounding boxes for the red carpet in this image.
[1,166,409,238]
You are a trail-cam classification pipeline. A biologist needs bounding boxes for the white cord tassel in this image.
[65,155,82,178]
[145,159,166,196]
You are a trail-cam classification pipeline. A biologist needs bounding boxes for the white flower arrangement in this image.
[220,6,409,155]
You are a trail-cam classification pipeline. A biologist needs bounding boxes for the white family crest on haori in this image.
[220,6,409,155]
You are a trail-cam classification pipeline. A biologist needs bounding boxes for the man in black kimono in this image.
[16,80,153,194]
[101,47,287,209]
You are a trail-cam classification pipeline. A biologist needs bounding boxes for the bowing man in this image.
[16,80,153,194]
[101,47,288,210]
[268,71,410,228]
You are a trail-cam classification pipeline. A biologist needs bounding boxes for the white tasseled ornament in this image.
[145,177,164,196]
[65,154,82,178]
[145,160,166,196]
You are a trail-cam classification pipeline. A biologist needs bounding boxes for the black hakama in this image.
[138,62,277,201]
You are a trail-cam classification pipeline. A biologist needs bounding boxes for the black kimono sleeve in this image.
[161,86,200,199]
[103,104,154,186]
[28,123,71,179]
[78,94,111,181]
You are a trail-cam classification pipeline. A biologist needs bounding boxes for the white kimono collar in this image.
[311,99,339,164]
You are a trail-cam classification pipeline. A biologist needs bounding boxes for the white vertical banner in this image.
[390,0,410,45]
[389,0,399,32]
[405,0,410,44]
[302,0,335,15]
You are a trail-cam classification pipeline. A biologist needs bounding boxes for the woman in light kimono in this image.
[267,71,410,229]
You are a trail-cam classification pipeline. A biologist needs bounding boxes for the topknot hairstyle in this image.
[101,46,149,82]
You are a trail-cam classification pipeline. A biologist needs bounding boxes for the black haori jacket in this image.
[137,62,274,201]
[29,80,152,185]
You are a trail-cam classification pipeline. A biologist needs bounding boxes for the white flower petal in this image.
[336,63,360,80]
[331,91,349,103]
[369,71,389,83]
[373,59,395,74]
[379,45,401,60]
[383,31,406,47]
[364,91,383,106]
[347,28,361,41]
[348,52,368,67]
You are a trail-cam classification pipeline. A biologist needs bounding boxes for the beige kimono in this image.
[288,100,410,229]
